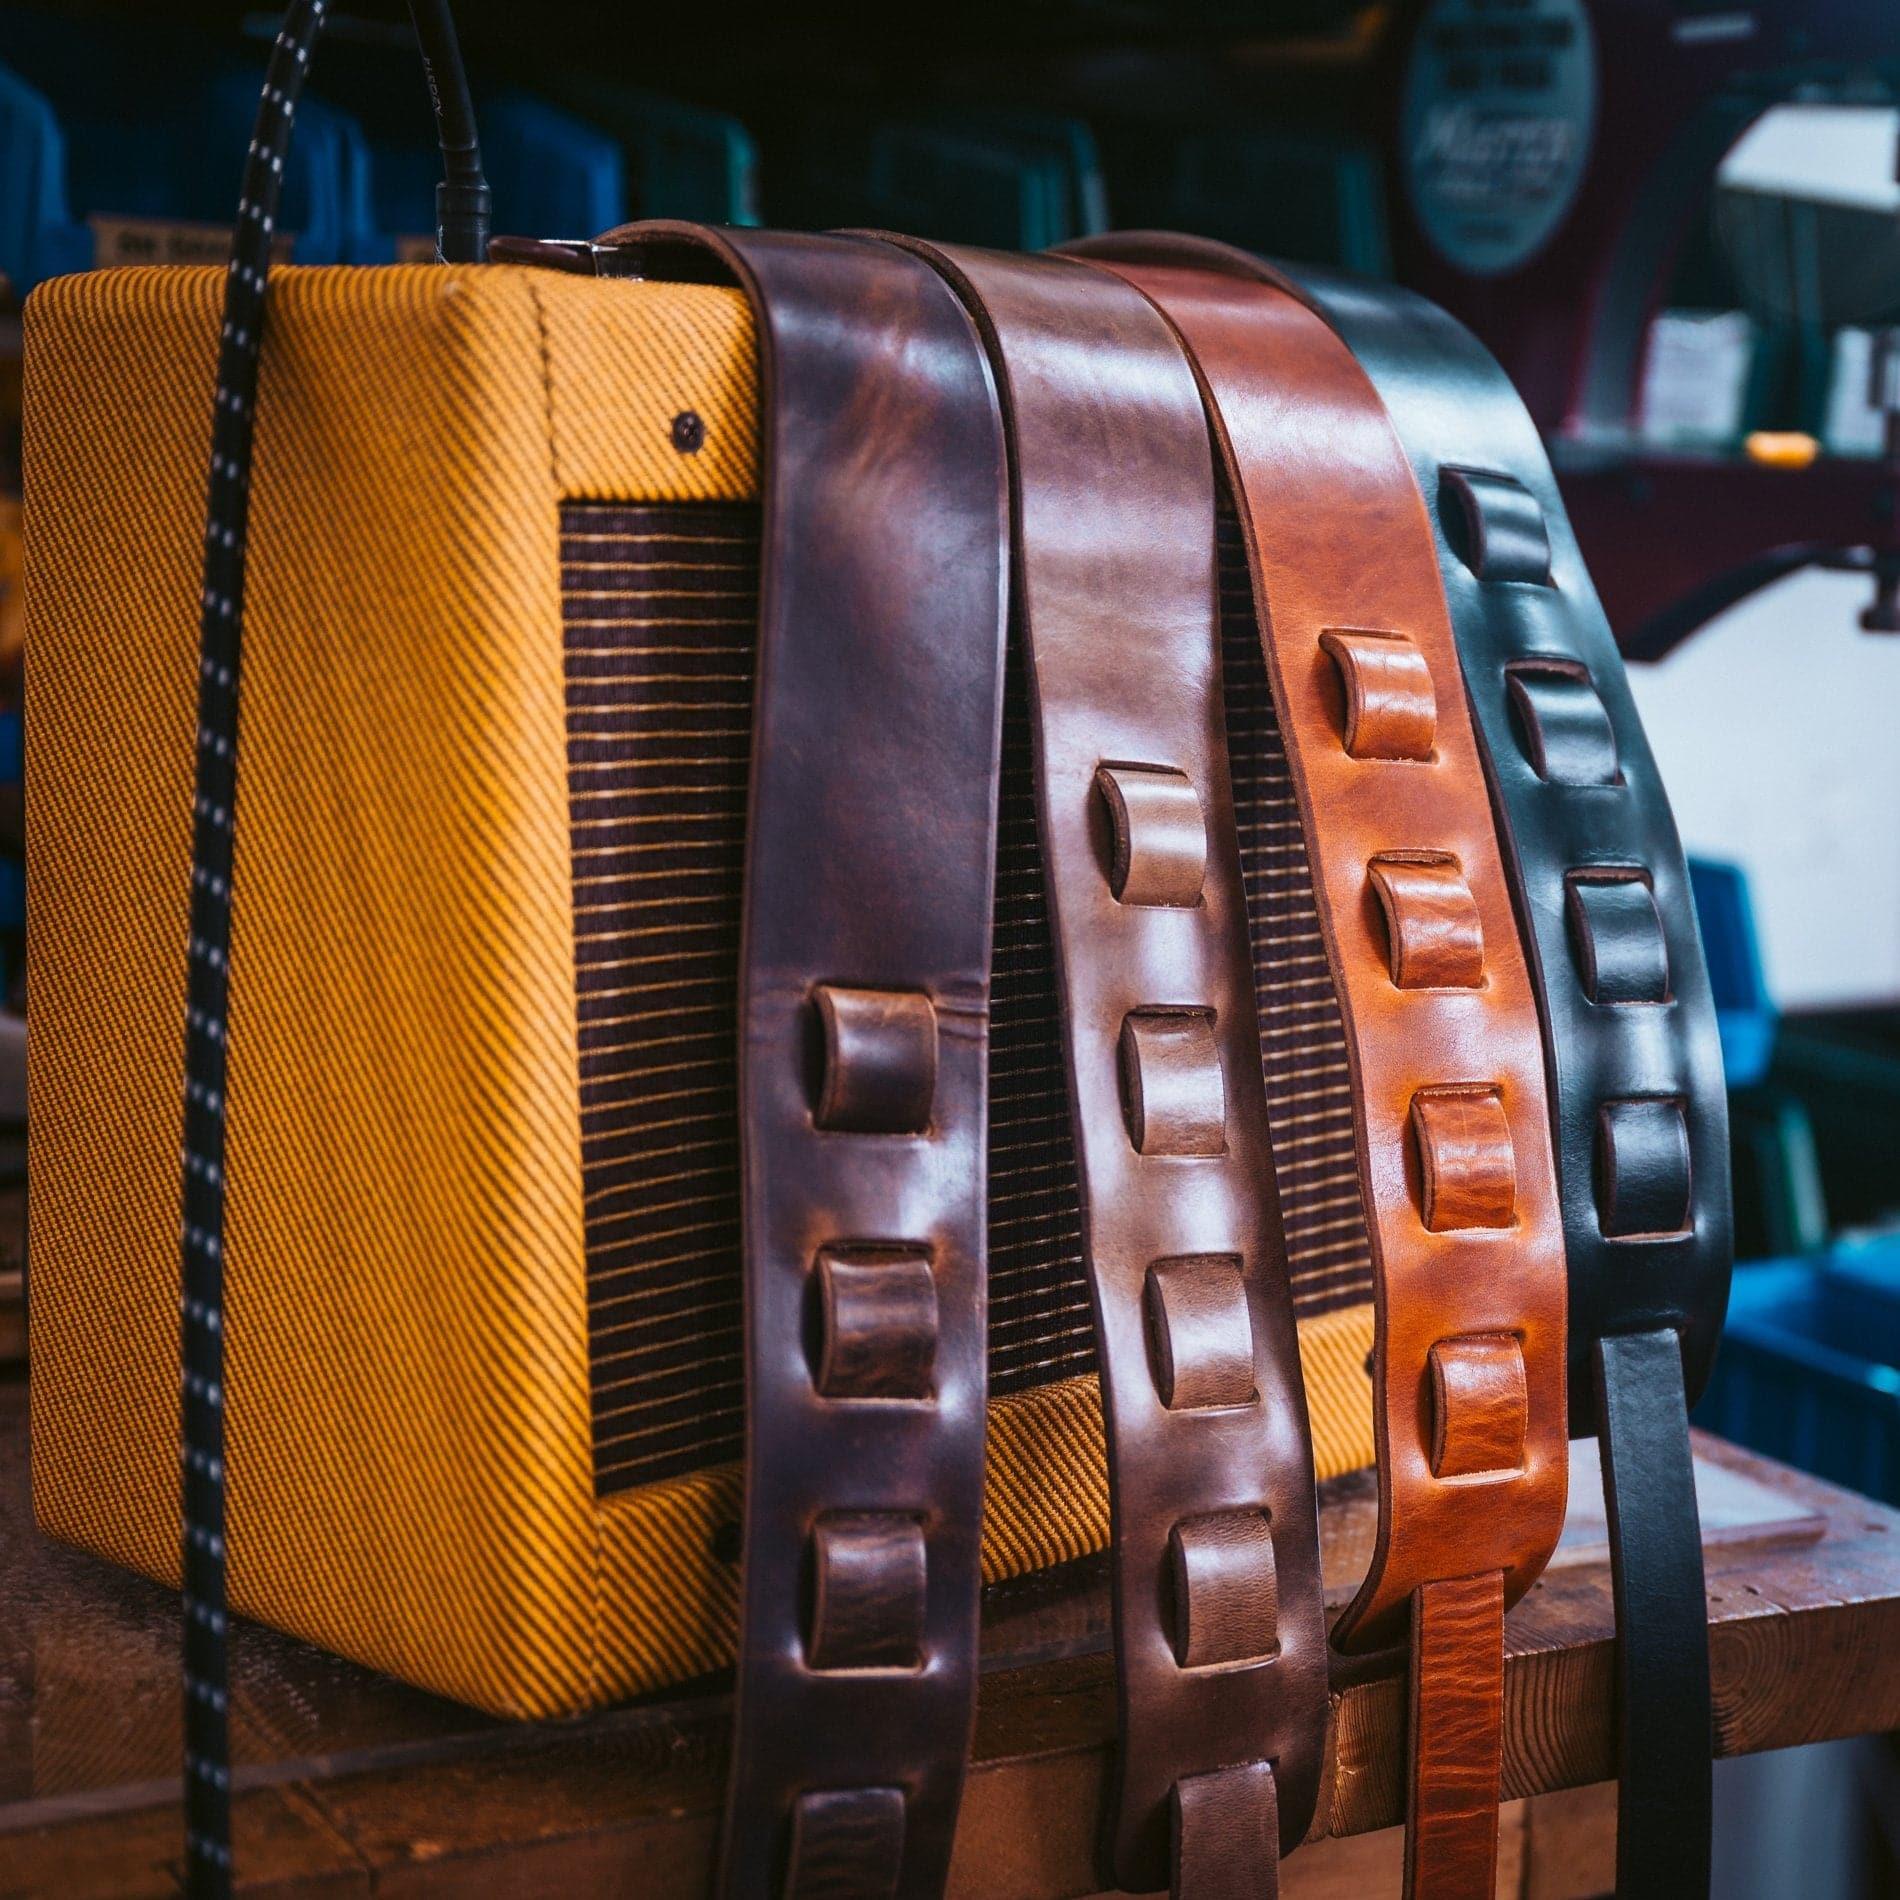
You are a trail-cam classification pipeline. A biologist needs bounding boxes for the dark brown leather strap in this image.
[869,236,1329,1896]
[593,221,1008,1899]
[1076,252,1567,1900]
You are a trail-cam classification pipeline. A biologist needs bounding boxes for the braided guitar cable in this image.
[181,6,484,1889]
[182,18,328,1886]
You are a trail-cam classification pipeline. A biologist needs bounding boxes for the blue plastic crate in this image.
[0,12,374,292]
[1693,1249,1900,1503]
[1688,854,1776,1088]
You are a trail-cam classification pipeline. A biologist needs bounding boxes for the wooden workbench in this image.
[3,1370,1898,1897]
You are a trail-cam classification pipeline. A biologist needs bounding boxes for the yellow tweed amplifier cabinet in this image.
[24,259,1377,1718]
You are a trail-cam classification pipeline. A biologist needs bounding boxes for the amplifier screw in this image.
[671,410,706,455]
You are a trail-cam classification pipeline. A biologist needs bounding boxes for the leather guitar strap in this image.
[1073,234,1731,1900]
[588,221,1010,1898]
[864,237,1330,1899]
[1268,259,1731,1900]
[1074,250,1569,1900]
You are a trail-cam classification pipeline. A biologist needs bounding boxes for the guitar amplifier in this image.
[24,260,1376,1716]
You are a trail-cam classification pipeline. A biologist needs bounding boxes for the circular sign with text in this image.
[1400,0,1597,278]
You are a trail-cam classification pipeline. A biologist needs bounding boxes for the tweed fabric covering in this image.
[26,262,1376,1715]
[27,263,759,1717]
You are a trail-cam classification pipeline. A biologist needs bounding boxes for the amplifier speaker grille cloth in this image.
[1216,506,1377,1313]
[562,500,1372,1499]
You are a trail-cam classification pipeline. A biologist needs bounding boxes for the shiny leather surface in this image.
[874,237,1329,1893]
[1409,1087,1519,1234]
[1145,1257,1258,1411]
[1061,234,1732,1426]
[1067,235,1729,1900]
[1074,254,1568,1653]
[1367,857,1487,991]
[807,1514,930,1670]
[1119,1009,1228,1158]
[1408,1573,1506,1900]
[1289,260,1727,1900]
[1427,1337,1529,1480]
[786,1788,908,1900]
[1070,247,1569,1900]
[815,1252,940,1401]
[598,221,1008,1900]
[1318,628,1438,761]
[1504,664,1622,788]
[1597,1099,1694,1239]
[1596,1329,1712,1900]
[1566,876,1670,1007]
[813,985,942,1135]
[1170,1511,1281,1666]
[1096,764,1209,908]
[1438,466,1552,586]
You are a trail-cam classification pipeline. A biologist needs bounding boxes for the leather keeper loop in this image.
[1097,762,1208,907]
[1172,1761,1281,1900]
[1410,1086,1519,1233]
[784,1787,907,1900]
[1597,1098,1693,1240]
[1566,872,1670,1005]
[1505,663,1621,787]
[813,984,940,1135]
[1368,854,1485,990]
[1439,464,1553,585]
[1169,1511,1280,1668]
[807,1513,928,1672]
[1428,1336,1529,1480]
[814,1250,938,1402]
[1119,1009,1227,1158]
[1144,1256,1256,1411]
[1318,627,1437,761]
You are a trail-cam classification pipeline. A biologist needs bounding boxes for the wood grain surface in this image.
[1,1373,1895,1897]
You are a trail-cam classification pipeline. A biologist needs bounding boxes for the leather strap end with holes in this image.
[864,235,1329,1897]
[1066,242,1568,1900]
[592,221,1008,1900]
[1252,254,1730,1900]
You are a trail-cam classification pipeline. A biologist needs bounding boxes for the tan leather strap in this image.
[1080,257,1566,1899]
[593,221,1009,1899]
[869,236,1329,1897]
[1409,1575,1506,1898]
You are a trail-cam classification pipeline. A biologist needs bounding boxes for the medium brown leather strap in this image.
[1081,256,1567,1900]
[594,221,1009,1899]
[870,236,1329,1897]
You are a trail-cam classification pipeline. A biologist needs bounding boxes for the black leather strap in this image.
[1596,1329,1712,1900]
[592,221,1009,1899]
[1271,258,1729,1900]
[1262,263,1732,1404]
